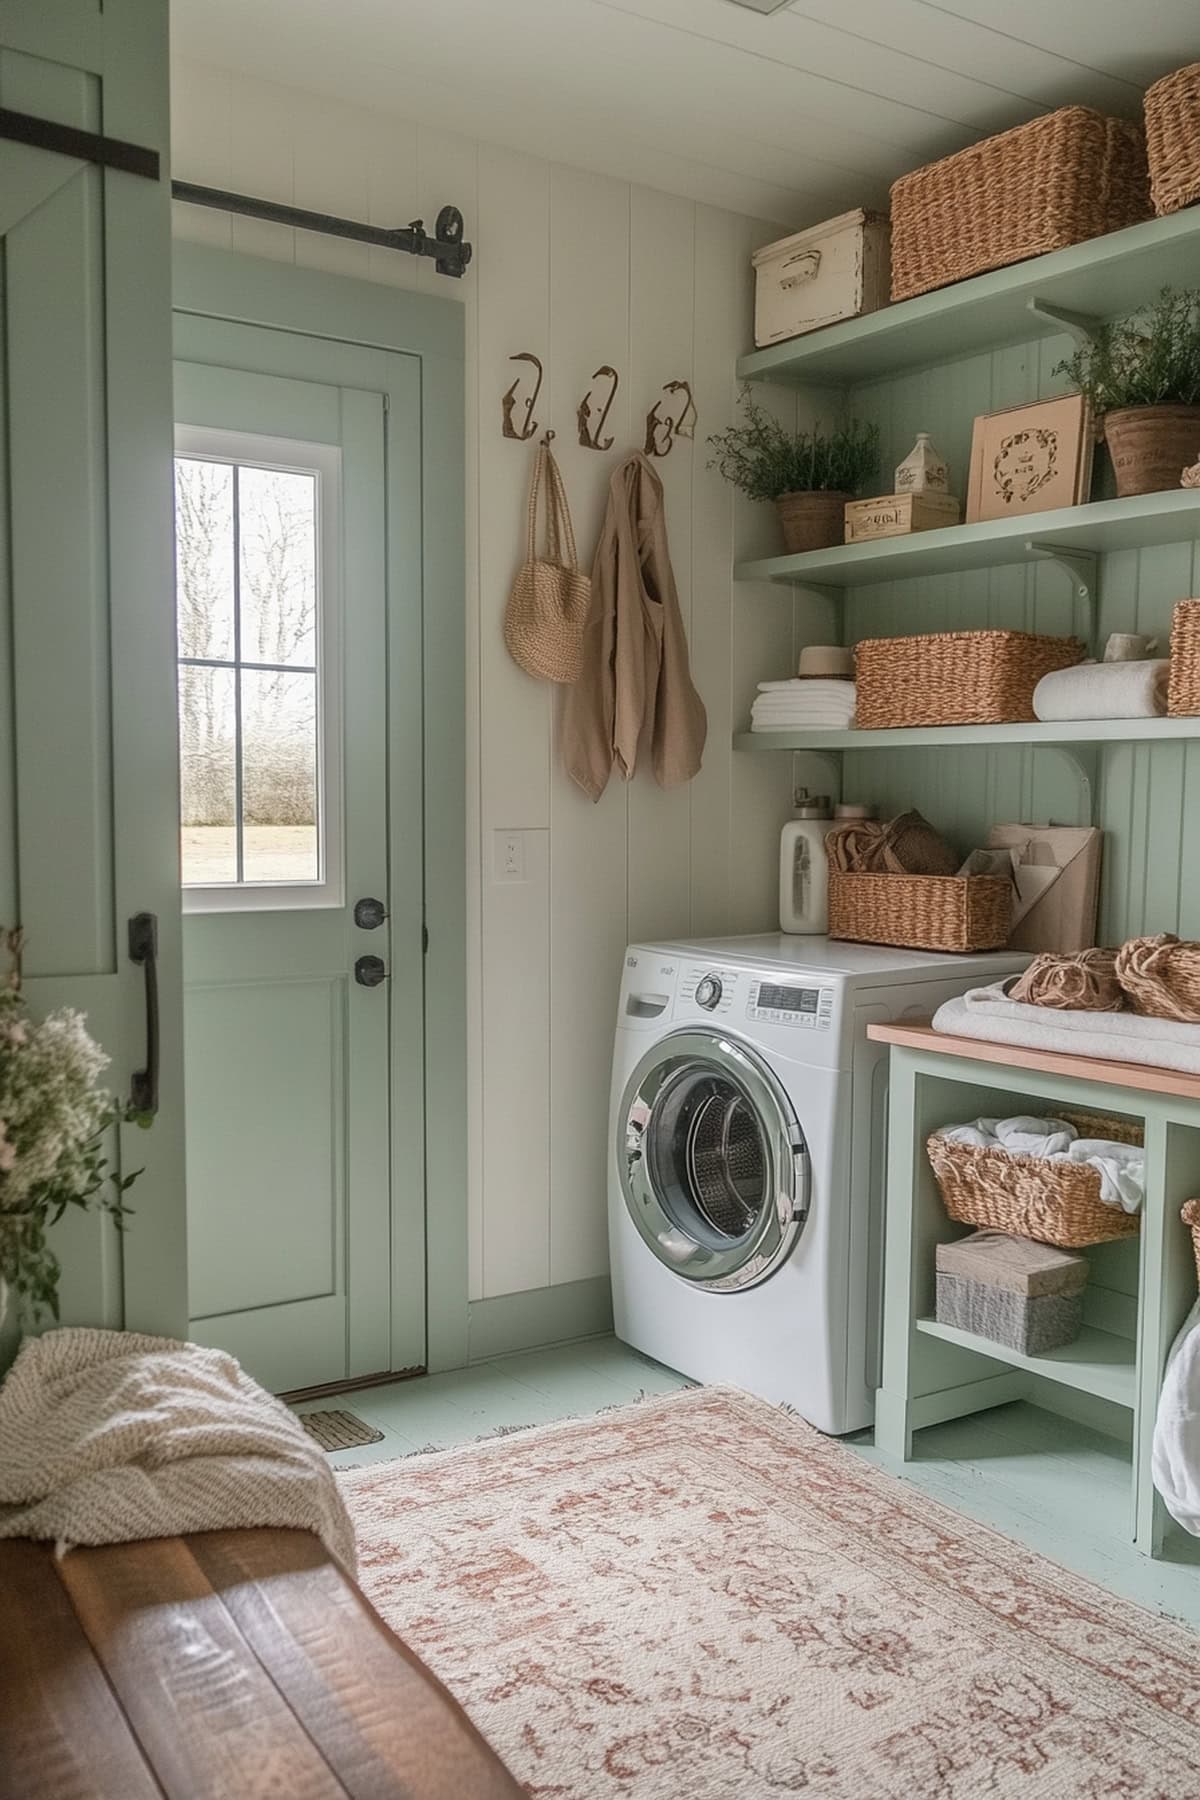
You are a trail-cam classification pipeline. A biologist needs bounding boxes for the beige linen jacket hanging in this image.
[562,452,706,802]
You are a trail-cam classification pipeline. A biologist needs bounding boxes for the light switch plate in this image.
[493,828,526,883]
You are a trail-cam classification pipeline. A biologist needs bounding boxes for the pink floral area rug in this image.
[339,1386,1200,1799]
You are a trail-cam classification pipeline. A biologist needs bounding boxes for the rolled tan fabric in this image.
[826,810,958,877]
[1116,934,1200,1022]
[1009,949,1126,1012]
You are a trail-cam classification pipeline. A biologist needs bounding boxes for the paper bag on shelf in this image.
[985,824,1103,953]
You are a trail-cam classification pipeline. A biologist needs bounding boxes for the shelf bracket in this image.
[1024,540,1098,650]
[1026,296,1103,346]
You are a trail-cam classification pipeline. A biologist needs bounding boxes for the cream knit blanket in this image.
[0,1328,356,1572]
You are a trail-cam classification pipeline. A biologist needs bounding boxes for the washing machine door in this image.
[618,1027,810,1292]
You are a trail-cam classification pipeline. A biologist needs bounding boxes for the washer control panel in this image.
[678,963,736,1019]
[747,979,834,1029]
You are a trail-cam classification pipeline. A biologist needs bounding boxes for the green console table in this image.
[870,1023,1200,1559]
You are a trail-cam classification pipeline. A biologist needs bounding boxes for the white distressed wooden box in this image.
[752,209,891,348]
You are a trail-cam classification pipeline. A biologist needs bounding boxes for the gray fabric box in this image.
[935,1231,1088,1354]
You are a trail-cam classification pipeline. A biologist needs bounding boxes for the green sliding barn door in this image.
[0,4,186,1347]
[173,318,426,1393]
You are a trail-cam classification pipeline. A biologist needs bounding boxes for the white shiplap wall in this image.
[170,57,820,1302]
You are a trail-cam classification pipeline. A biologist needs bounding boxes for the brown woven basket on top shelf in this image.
[854,629,1084,730]
[927,1110,1144,1249]
[1168,599,1200,717]
[890,107,1150,303]
[828,871,1012,954]
[1183,1200,1200,1283]
[1145,63,1200,216]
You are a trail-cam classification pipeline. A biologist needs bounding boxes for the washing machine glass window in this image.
[619,1029,809,1292]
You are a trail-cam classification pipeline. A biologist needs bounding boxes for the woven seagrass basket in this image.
[828,871,1012,954]
[927,1110,1144,1249]
[890,107,1150,303]
[1183,1199,1200,1284]
[1145,63,1200,216]
[1168,599,1200,717]
[854,629,1084,730]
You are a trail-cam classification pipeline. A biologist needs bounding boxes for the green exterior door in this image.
[173,320,426,1392]
[0,4,186,1346]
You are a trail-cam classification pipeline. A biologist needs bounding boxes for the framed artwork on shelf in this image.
[965,394,1094,525]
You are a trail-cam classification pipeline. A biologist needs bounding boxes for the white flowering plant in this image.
[0,930,142,1325]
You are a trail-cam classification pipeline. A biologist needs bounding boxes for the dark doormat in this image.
[300,1409,385,1452]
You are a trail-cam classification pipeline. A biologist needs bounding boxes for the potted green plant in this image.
[708,393,880,553]
[0,928,141,1344]
[1055,287,1200,497]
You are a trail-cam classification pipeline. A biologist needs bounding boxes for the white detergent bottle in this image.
[779,791,834,934]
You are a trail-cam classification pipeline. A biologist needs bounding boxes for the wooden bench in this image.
[0,1529,522,1799]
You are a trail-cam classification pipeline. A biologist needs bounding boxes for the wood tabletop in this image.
[866,1021,1200,1103]
[0,1529,522,1800]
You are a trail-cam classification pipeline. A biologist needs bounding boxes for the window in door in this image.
[173,427,342,908]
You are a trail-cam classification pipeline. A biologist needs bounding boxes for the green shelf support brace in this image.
[1024,540,1098,648]
[1026,296,1103,345]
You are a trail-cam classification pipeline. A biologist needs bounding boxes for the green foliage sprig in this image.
[707,391,880,501]
[1054,287,1200,414]
[0,928,142,1324]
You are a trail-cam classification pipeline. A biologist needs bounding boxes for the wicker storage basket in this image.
[928,1110,1144,1249]
[890,107,1150,303]
[828,870,1012,953]
[1168,599,1200,716]
[1183,1199,1200,1283]
[1145,63,1200,216]
[854,630,1084,730]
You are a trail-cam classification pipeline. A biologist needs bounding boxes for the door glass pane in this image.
[238,466,318,667]
[179,664,237,884]
[175,459,235,661]
[174,442,330,894]
[241,667,318,883]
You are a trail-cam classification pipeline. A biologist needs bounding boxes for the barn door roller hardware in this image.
[0,106,159,179]
[172,182,473,278]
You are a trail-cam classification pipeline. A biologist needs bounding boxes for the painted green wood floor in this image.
[300,1336,1200,1633]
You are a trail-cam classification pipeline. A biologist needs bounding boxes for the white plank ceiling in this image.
[170,0,1197,225]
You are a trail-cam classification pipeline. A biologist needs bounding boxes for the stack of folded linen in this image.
[750,678,856,732]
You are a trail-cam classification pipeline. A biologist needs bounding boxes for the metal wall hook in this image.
[577,365,620,451]
[643,379,697,457]
[501,352,544,441]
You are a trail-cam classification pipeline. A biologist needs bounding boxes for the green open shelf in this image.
[734,489,1200,590]
[734,717,1200,753]
[737,209,1200,387]
[916,1316,1137,1409]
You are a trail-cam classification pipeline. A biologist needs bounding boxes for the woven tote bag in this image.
[504,444,591,683]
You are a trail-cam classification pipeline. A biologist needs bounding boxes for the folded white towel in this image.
[757,678,856,698]
[1067,1138,1144,1212]
[751,717,855,733]
[1033,658,1169,722]
[751,704,856,722]
[1153,1299,1200,1538]
[751,709,856,726]
[932,980,1200,1077]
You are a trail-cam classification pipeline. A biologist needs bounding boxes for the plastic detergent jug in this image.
[779,791,834,935]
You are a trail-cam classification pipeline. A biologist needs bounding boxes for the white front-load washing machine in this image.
[609,934,1028,1434]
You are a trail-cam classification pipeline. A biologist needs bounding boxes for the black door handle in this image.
[128,912,159,1117]
[355,955,387,988]
[354,896,387,930]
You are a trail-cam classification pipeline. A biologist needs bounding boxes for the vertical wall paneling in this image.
[546,164,632,1289]
[171,60,792,1312]
[626,185,696,946]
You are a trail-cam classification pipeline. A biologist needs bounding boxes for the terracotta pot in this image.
[1102,404,1200,497]
[775,490,850,554]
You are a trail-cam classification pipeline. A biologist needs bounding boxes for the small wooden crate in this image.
[844,491,961,543]
[752,209,890,348]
